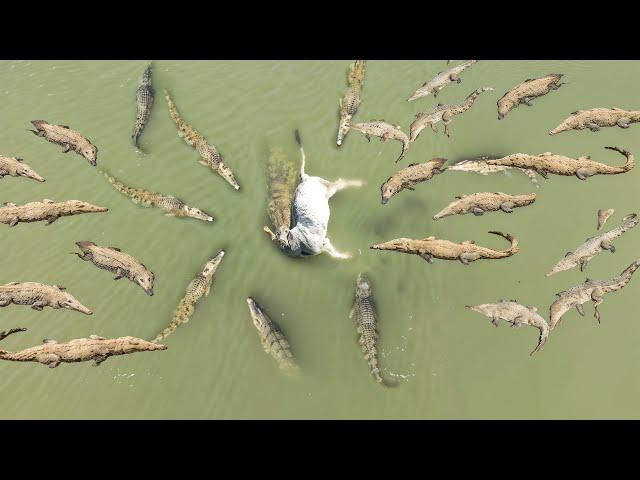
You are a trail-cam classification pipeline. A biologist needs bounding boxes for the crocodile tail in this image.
[487,230,518,255]
[164,89,182,127]
[396,139,410,163]
[530,325,549,356]
[605,146,634,172]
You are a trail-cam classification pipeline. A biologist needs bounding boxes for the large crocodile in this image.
[350,273,395,386]
[550,108,640,135]
[0,282,92,314]
[28,120,98,166]
[0,329,166,368]
[466,300,550,356]
[410,87,493,141]
[597,208,614,231]
[0,156,45,183]
[380,158,446,205]
[546,213,638,276]
[407,60,477,101]
[549,259,640,331]
[153,250,225,343]
[132,63,154,150]
[72,241,155,296]
[446,158,540,187]
[433,192,536,220]
[371,231,519,265]
[350,120,410,163]
[246,297,299,376]
[102,171,213,222]
[337,60,365,147]
[263,146,297,243]
[165,90,240,190]
[497,74,564,120]
[486,146,634,180]
[0,199,107,227]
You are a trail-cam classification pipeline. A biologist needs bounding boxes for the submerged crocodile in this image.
[0,282,92,314]
[132,63,154,150]
[350,120,410,163]
[153,250,225,343]
[73,241,155,296]
[550,108,640,135]
[246,297,299,376]
[165,90,240,190]
[380,158,446,205]
[28,120,98,166]
[497,74,564,120]
[337,60,366,146]
[446,158,540,187]
[433,192,536,220]
[0,199,107,227]
[0,156,45,182]
[546,213,638,276]
[102,171,213,222]
[263,146,297,243]
[410,87,493,141]
[597,208,615,231]
[466,300,550,356]
[486,147,634,180]
[371,231,519,265]
[407,60,477,101]
[350,273,395,386]
[0,329,166,368]
[549,259,640,330]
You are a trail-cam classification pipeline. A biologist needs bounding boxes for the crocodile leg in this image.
[429,123,438,133]
[500,202,515,213]
[601,239,616,253]
[7,217,19,227]
[591,288,604,323]
[586,122,600,132]
[0,295,11,307]
[491,317,499,327]
[522,97,533,106]
[61,144,71,153]
[459,252,480,265]
[450,73,460,82]
[576,167,596,181]
[45,215,59,225]
[538,169,549,179]
[472,207,484,216]
[579,256,589,272]
[420,253,434,264]
[548,82,559,90]
[576,304,585,316]
[93,355,108,366]
[511,316,522,329]
[617,118,631,129]
[31,301,45,311]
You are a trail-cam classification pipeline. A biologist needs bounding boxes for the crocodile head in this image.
[407,82,432,102]
[58,291,93,315]
[355,273,372,297]
[370,238,412,253]
[181,204,214,222]
[246,297,271,335]
[497,97,516,120]
[80,144,98,166]
[15,159,45,182]
[202,250,225,281]
[380,178,398,205]
[118,336,167,353]
[135,270,155,296]
[68,200,109,214]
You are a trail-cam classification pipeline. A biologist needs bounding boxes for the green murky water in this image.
[1,60,640,419]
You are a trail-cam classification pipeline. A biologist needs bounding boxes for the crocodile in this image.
[246,297,299,376]
[0,199,107,227]
[546,213,638,277]
[132,63,154,150]
[153,250,225,343]
[0,156,45,183]
[407,60,477,101]
[350,120,410,163]
[380,158,446,205]
[549,259,640,330]
[549,108,640,135]
[0,329,166,368]
[497,74,564,120]
[371,231,519,265]
[433,192,536,220]
[597,208,615,230]
[0,282,92,314]
[337,60,366,146]
[28,120,98,166]
[165,90,240,190]
[446,158,540,187]
[486,146,634,180]
[101,171,213,222]
[263,146,297,243]
[72,241,155,296]
[409,87,493,141]
[466,300,550,356]
[349,273,395,386]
